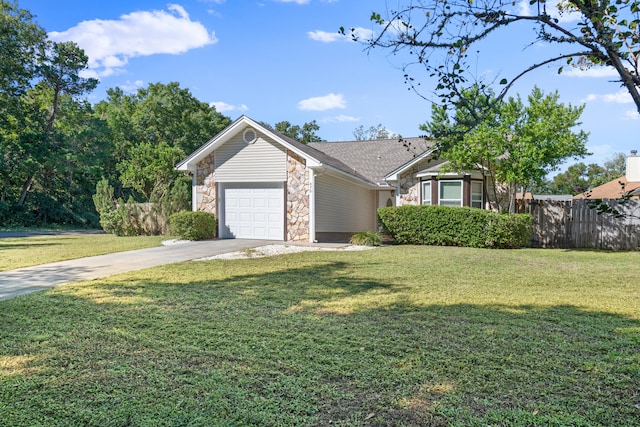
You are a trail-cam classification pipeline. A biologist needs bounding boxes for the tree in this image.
[0,1,46,102]
[118,141,185,202]
[424,86,589,212]
[545,152,628,194]
[273,120,324,143]
[353,124,398,140]
[0,1,47,204]
[95,82,231,235]
[344,0,640,115]
[16,41,98,206]
[602,152,628,181]
[548,162,606,194]
[96,82,231,201]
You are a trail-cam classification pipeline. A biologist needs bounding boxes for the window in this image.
[422,181,431,205]
[471,181,483,209]
[439,181,462,207]
[243,128,257,144]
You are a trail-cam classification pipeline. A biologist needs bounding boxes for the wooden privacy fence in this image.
[516,199,640,250]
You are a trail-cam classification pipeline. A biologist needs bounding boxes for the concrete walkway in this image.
[0,239,273,301]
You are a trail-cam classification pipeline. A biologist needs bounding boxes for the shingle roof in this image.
[269,130,377,185]
[573,176,640,199]
[308,137,433,185]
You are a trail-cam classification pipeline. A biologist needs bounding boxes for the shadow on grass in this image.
[0,259,638,426]
[0,241,60,251]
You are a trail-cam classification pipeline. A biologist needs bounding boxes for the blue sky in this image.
[22,0,639,169]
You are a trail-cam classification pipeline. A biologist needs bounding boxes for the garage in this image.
[220,182,284,240]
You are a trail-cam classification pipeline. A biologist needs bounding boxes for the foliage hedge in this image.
[169,211,217,241]
[350,230,383,246]
[378,205,532,249]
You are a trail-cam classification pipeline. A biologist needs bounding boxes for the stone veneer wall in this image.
[195,153,216,214]
[286,152,310,241]
[398,167,421,205]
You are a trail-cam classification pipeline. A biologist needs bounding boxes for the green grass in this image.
[0,234,168,271]
[0,246,639,426]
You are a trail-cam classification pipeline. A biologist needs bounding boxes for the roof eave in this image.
[384,149,436,182]
[175,115,322,171]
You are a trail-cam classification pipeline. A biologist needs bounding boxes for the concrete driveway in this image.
[0,239,272,301]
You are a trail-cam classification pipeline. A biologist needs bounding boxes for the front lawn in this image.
[0,234,168,271]
[0,246,638,426]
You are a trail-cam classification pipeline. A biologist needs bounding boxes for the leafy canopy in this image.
[542,152,628,194]
[273,120,324,144]
[96,82,231,202]
[423,86,589,211]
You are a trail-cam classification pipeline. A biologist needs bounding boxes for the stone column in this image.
[286,152,310,241]
[195,153,216,215]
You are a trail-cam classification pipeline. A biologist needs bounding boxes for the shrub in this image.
[169,211,217,241]
[94,178,190,236]
[378,205,532,249]
[97,196,146,237]
[350,230,382,246]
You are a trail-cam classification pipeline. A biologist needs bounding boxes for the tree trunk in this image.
[17,175,33,206]
[605,49,640,114]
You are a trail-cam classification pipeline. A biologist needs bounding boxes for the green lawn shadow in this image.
[0,258,638,426]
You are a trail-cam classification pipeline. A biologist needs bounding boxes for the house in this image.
[574,151,640,200]
[176,115,489,242]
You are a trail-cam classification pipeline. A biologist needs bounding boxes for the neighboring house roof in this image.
[573,176,640,199]
[308,137,433,186]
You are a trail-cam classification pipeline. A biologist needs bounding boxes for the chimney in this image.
[627,150,640,182]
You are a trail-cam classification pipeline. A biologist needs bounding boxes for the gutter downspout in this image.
[191,171,197,212]
[309,168,316,243]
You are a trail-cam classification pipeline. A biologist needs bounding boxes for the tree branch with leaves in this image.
[343,0,640,115]
[424,86,589,212]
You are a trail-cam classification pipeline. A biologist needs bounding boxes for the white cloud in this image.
[322,115,360,123]
[309,27,374,43]
[563,66,619,78]
[49,4,217,78]
[517,0,581,23]
[624,109,639,120]
[273,0,310,4]
[210,101,248,113]
[584,89,633,104]
[120,80,145,92]
[298,93,346,111]
[308,30,344,43]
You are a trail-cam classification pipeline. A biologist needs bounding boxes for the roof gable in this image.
[176,116,322,172]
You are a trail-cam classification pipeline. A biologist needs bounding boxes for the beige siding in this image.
[315,173,376,233]
[215,133,286,182]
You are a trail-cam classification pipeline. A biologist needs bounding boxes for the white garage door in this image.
[221,182,284,240]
